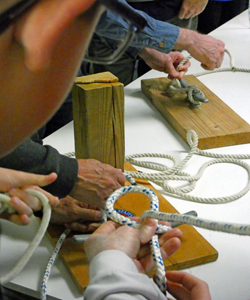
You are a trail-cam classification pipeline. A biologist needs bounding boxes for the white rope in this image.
[40,229,71,300]
[169,49,250,107]
[0,190,51,285]
[105,140,250,295]
[125,130,250,204]
[104,184,170,294]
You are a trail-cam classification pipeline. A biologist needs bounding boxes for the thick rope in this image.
[104,184,170,294]
[0,190,51,285]
[104,165,250,296]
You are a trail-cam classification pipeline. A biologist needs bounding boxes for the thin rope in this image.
[104,165,250,296]
[125,130,250,204]
[40,229,71,300]
[169,49,250,107]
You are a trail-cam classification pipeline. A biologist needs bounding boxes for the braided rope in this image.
[0,190,51,285]
[41,229,71,300]
[126,130,250,204]
[105,158,250,295]
[104,184,170,293]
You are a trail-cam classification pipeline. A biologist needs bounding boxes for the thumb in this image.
[92,220,120,236]
[138,218,157,244]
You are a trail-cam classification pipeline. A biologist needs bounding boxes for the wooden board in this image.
[73,77,125,170]
[141,75,250,149]
[47,162,218,293]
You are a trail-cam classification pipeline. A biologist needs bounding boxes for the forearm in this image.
[0,133,78,198]
[95,0,180,53]
[84,250,166,300]
[173,27,196,51]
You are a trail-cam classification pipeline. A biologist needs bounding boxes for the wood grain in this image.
[73,77,125,170]
[47,162,218,293]
[141,75,250,149]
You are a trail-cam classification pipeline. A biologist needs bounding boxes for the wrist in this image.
[174,28,196,53]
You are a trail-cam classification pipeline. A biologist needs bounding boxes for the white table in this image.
[1,10,250,300]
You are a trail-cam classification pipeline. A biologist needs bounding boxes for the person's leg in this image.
[83,34,137,86]
[220,0,248,25]
[198,1,223,34]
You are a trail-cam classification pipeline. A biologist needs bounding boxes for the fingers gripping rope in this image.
[0,190,51,285]
[170,49,250,108]
[104,182,172,295]
[105,171,250,296]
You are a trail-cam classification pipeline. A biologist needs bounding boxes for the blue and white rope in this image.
[104,184,171,294]
[41,229,71,300]
[104,171,250,295]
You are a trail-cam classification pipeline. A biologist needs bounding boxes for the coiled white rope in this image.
[0,190,51,285]
[126,130,250,204]
[104,131,250,295]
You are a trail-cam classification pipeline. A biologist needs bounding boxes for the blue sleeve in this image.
[95,0,180,54]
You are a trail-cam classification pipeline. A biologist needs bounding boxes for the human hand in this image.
[0,168,59,225]
[165,271,211,300]
[178,0,208,19]
[0,168,57,191]
[50,196,102,232]
[139,49,190,79]
[84,218,182,274]
[69,159,126,209]
[174,28,225,70]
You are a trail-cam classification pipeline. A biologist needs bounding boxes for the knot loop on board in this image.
[170,49,250,108]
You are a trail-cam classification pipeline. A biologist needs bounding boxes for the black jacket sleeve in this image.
[0,133,78,198]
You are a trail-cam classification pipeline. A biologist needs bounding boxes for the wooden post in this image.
[72,72,125,170]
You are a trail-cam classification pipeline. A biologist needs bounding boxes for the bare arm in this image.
[174,28,225,70]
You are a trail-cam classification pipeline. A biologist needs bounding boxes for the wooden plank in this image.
[72,74,125,170]
[47,162,218,293]
[141,75,250,149]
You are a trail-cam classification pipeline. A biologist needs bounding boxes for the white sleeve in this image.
[83,250,166,300]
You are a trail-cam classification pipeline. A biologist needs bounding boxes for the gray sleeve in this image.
[84,250,166,300]
[0,133,78,198]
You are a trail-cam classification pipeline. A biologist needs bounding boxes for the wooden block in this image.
[47,162,218,293]
[72,72,125,170]
[141,75,250,149]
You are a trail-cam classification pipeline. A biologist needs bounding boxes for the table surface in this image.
[1,10,250,300]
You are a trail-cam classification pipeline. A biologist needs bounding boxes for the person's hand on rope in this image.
[50,196,102,232]
[174,28,225,70]
[178,0,208,19]
[84,218,182,273]
[0,168,59,225]
[69,159,126,209]
[139,49,190,80]
[163,271,211,300]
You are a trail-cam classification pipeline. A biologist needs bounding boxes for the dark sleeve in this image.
[0,133,78,198]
